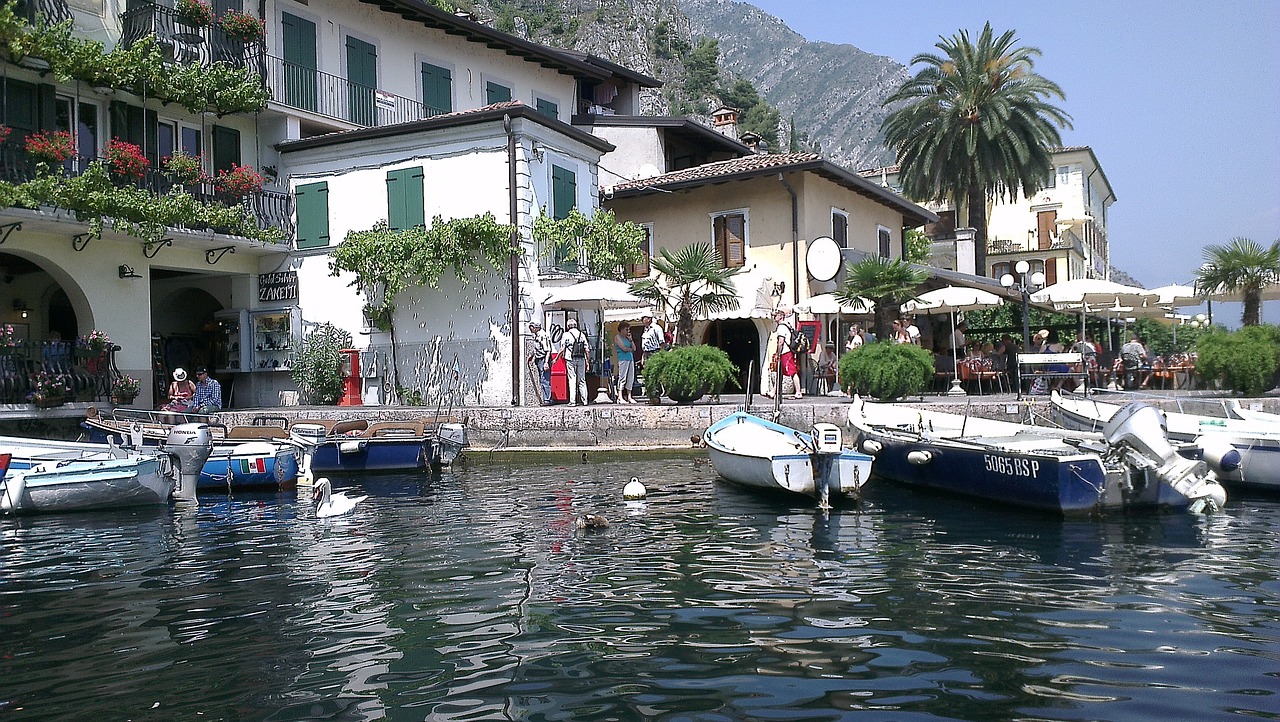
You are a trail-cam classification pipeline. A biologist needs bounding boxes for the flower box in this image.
[219,10,265,41]
[176,0,214,27]
[32,395,65,409]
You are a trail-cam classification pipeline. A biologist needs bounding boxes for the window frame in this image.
[416,55,454,116]
[831,208,849,249]
[484,76,514,105]
[710,208,749,269]
[877,224,893,259]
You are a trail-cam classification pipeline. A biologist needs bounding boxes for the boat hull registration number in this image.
[984,454,1041,478]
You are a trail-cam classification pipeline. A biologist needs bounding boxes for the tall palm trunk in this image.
[967,184,989,277]
[1244,292,1261,327]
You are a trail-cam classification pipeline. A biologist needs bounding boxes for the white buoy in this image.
[623,476,647,500]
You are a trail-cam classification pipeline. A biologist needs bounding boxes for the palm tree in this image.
[629,243,741,346]
[881,22,1071,277]
[836,256,927,340]
[1195,237,1280,326]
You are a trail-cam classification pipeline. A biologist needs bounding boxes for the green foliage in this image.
[1130,318,1204,356]
[1194,325,1280,396]
[330,214,517,328]
[291,323,353,405]
[882,22,1071,274]
[839,341,933,400]
[836,256,927,340]
[630,243,741,346]
[641,344,738,404]
[1194,237,1280,326]
[682,37,721,100]
[0,161,283,244]
[903,229,931,264]
[532,208,646,280]
[718,78,779,147]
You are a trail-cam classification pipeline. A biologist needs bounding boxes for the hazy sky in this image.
[746,0,1280,322]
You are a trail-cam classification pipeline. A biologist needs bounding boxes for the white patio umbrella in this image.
[1032,279,1149,352]
[799,293,874,315]
[543,280,650,397]
[1143,284,1202,309]
[901,286,1004,395]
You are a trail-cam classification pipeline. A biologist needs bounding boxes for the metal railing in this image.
[0,141,293,241]
[13,0,71,26]
[120,1,265,73]
[1052,229,1085,256]
[262,54,442,127]
[988,238,1020,255]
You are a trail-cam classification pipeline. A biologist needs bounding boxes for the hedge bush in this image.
[642,344,737,403]
[291,323,353,404]
[1195,325,1280,396]
[838,341,933,401]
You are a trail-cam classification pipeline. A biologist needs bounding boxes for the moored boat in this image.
[1051,391,1280,492]
[287,418,468,473]
[847,398,1226,514]
[703,411,873,507]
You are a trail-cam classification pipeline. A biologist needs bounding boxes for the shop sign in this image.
[259,271,299,302]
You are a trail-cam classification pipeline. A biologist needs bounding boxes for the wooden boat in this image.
[1051,391,1280,492]
[0,425,214,514]
[285,417,468,473]
[847,398,1227,514]
[703,411,873,507]
[80,408,299,491]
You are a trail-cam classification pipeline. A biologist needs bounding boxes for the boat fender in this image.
[623,477,647,500]
[338,440,366,455]
[861,439,882,455]
[1199,437,1242,474]
[907,449,934,465]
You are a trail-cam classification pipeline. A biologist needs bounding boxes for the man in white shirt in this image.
[905,315,921,346]
[561,318,589,405]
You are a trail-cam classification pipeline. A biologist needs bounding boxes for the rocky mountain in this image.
[464,0,902,170]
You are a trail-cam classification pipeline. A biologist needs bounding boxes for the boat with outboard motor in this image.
[846,398,1227,514]
[80,407,299,491]
[703,411,873,508]
[284,417,468,473]
[0,423,214,514]
[1050,391,1280,492]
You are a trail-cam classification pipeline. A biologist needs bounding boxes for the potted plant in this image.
[110,374,142,406]
[30,371,70,408]
[838,341,934,401]
[24,129,75,166]
[176,0,214,27]
[218,10,265,42]
[104,139,149,182]
[165,151,205,185]
[215,163,263,200]
[641,344,737,404]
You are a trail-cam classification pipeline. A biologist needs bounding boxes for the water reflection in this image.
[0,458,1276,721]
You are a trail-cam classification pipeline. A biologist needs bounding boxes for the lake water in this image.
[1,457,1278,721]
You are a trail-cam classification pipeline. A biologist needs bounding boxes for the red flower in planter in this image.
[216,163,264,198]
[0,125,11,144]
[24,130,75,164]
[219,10,266,41]
[106,139,150,179]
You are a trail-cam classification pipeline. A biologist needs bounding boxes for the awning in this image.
[704,266,776,321]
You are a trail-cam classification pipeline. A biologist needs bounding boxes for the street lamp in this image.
[1000,260,1046,398]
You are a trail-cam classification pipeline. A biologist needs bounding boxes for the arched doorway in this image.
[702,318,762,395]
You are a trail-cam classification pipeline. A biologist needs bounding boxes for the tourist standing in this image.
[527,320,551,402]
[765,309,803,399]
[561,318,589,406]
[191,367,222,413]
[613,322,636,404]
[904,315,922,345]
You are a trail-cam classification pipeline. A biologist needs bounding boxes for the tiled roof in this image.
[611,152,823,192]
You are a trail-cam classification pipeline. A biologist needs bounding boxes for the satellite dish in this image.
[636,163,660,180]
[806,236,842,282]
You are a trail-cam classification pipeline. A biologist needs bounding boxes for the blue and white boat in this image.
[847,399,1226,515]
[1051,391,1280,492]
[288,419,468,473]
[704,411,873,507]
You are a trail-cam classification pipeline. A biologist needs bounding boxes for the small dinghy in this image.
[703,411,873,507]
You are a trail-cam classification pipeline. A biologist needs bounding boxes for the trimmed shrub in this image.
[1195,325,1280,396]
[291,323,353,404]
[642,344,737,404]
[839,341,933,401]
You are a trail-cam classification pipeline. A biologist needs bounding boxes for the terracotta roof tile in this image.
[612,152,822,192]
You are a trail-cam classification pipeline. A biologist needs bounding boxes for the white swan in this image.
[313,477,368,518]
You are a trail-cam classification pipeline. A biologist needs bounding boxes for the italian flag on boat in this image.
[234,457,267,474]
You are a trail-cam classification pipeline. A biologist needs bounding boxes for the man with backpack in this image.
[526,320,551,403]
[764,309,804,399]
[561,317,590,405]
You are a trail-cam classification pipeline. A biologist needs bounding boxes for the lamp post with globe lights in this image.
[1000,260,1046,396]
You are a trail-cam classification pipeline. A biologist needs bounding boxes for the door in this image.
[1037,210,1057,250]
[282,13,317,112]
[702,319,762,396]
[346,36,377,126]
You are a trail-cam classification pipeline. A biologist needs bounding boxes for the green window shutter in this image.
[421,62,452,115]
[282,12,318,112]
[386,166,425,231]
[37,83,57,133]
[551,164,576,219]
[211,125,241,174]
[535,98,558,119]
[295,181,330,249]
[485,81,511,104]
[346,36,377,126]
[3,80,39,137]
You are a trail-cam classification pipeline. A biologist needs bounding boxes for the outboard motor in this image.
[1102,402,1227,512]
[432,423,469,467]
[161,423,213,503]
[289,423,328,484]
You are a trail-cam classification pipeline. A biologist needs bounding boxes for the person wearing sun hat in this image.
[163,367,196,411]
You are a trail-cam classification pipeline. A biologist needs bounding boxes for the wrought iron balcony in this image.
[120,1,264,73]
[0,141,293,241]
[987,238,1021,255]
[12,0,71,26]
[262,54,442,128]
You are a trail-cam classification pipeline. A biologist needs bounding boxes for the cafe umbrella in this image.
[901,286,1004,396]
[542,280,651,400]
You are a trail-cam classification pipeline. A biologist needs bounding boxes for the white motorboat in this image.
[1051,391,1280,492]
[848,398,1227,514]
[703,411,873,507]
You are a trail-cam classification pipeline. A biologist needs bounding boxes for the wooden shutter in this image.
[551,164,576,219]
[109,102,158,162]
[421,62,452,115]
[3,79,39,139]
[282,12,318,112]
[832,212,848,248]
[627,226,651,278]
[211,124,241,173]
[386,166,425,230]
[294,181,330,249]
[535,97,558,119]
[486,81,511,104]
[878,227,892,258]
[346,36,377,126]
[1037,210,1056,250]
[714,214,745,268]
[1045,258,1058,286]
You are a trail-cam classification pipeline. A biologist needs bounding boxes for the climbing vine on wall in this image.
[532,207,646,280]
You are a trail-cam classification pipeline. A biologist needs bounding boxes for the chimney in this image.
[739,131,763,154]
[454,9,475,21]
[711,106,739,140]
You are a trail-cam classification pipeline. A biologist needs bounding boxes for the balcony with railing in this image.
[1051,228,1085,257]
[120,1,264,73]
[988,238,1024,255]
[262,54,444,128]
[0,141,293,241]
[13,0,72,26]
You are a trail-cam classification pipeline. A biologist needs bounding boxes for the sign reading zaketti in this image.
[259,272,298,302]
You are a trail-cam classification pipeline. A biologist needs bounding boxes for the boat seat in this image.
[362,421,426,438]
[331,419,370,436]
[225,426,291,440]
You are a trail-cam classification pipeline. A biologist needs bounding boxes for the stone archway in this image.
[701,318,763,396]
